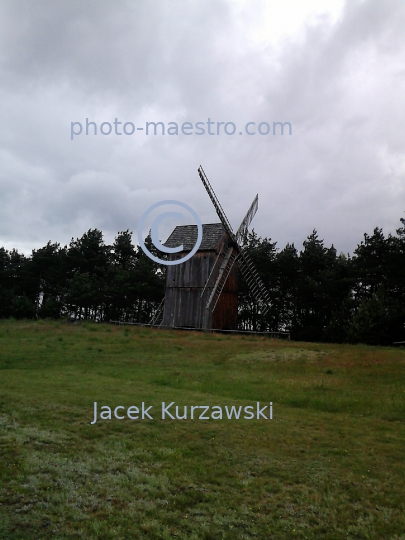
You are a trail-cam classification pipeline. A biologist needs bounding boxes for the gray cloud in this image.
[0,0,404,255]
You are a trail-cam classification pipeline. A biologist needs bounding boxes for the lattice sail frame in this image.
[235,194,258,244]
[197,165,270,315]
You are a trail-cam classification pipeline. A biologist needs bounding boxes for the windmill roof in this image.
[164,223,226,252]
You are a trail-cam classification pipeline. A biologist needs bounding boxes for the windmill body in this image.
[150,166,271,330]
[161,223,238,330]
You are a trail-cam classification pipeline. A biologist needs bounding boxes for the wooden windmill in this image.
[151,166,271,330]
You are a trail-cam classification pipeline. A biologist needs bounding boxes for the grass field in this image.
[0,319,404,539]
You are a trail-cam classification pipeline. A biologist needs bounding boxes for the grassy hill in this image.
[0,320,404,539]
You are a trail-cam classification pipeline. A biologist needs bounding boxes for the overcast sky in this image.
[0,0,404,256]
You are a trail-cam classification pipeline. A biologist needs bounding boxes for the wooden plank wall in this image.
[162,234,238,330]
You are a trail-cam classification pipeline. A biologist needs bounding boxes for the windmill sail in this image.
[200,241,228,298]
[198,165,271,320]
[235,194,258,244]
[150,297,165,326]
[206,247,239,311]
[198,166,235,240]
[238,250,271,315]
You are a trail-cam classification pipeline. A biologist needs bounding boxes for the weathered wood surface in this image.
[162,231,238,330]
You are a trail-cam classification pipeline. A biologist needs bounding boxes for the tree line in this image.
[240,216,405,345]
[0,230,164,324]
[1,216,404,345]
